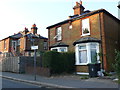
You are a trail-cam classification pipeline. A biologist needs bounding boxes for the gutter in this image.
[46,9,120,29]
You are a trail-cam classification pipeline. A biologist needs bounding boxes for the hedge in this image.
[42,51,75,74]
[114,50,120,83]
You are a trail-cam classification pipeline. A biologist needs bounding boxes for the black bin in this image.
[88,63,101,77]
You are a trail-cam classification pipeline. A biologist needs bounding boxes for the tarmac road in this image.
[2,78,41,88]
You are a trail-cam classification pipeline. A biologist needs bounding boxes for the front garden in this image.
[42,51,75,75]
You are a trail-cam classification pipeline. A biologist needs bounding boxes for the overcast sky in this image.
[0,0,119,40]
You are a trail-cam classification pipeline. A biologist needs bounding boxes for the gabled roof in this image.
[0,33,48,41]
[50,42,69,48]
[47,9,120,29]
[24,33,39,38]
[73,37,101,46]
[0,33,23,41]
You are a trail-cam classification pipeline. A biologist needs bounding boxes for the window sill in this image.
[81,33,90,37]
[75,63,88,65]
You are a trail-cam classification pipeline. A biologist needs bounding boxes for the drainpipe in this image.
[98,13,104,71]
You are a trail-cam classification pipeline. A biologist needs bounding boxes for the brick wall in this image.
[0,38,10,53]
[103,12,120,71]
[48,13,101,51]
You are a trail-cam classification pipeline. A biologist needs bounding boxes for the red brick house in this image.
[47,1,120,74]
[0,24,48,56]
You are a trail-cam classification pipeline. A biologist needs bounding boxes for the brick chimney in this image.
[23,27,29,34]
[73,1,85,15]
[31,24,38,34]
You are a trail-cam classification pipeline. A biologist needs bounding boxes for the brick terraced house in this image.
[0,24,48,56]
[47,1,120,74]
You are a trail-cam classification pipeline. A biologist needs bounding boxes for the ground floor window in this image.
[79,45,87,63]
[75,42,100,65]
[51,47,68,52]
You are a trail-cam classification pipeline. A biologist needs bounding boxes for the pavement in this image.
[0,72,119,88]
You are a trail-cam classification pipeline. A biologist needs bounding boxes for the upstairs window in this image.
[69,24,72,30]
[43,41,48,50]
[17,39,20,46]
[82,18,90,36]
[4,40,7,49]
[12,40,17,51]
[56,27,62,41]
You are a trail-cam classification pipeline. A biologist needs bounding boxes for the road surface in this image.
[2,78,41,88]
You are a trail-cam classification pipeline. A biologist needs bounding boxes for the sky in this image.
[0,0,120,40]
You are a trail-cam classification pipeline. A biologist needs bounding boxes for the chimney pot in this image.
[73,1,85,15]
[32,24,36,27]
[80,1,82,5]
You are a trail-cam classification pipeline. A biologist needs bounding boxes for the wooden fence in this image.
[0,56,50,76]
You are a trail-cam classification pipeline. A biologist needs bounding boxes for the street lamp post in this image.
[27,34,38,81]
[31,45,38,81]
[33,42,36,81]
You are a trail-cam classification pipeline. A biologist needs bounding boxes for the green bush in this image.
[114,50,120,83]
[42,51,75,74]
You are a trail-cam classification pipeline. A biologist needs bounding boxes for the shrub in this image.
[114,50,120,83]
[42,51,75,74]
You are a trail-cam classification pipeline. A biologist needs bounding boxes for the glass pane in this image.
[82,18,90,34]
[57,27,62,41]
[91,49,97,63]
[52,49,58,52]
[79,46,86,49]
[79,50,87,63]
[60,48,66,52]
[91,44,96,48]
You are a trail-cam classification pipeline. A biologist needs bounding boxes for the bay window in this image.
[75,42,99,65]
[79,45,87,63]
[51,47,68,52]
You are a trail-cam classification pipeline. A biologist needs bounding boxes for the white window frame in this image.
[69,24,72,30]
[12,40,17,51]
[56,27,62,41]
[43,41,48,50]
[78,45,87,64]
[17,39,20,46]
[81,18,90,36]
[51,47,68,52]
[75,42,99,65]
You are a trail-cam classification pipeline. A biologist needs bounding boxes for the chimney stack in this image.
[22,27,29,35]
[73,1,85,15]
[31,24,38,34]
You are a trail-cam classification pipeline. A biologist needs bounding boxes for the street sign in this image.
[31,46,38,50]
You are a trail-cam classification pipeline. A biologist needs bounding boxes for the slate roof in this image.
[46,9,120,29]
[50,42,69,48]
[0,33,48,41]
[24,33,39,38]
[73,37,101,46]
[24,33,48,40]
[39,35,48,39]
[9,33,23,39]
